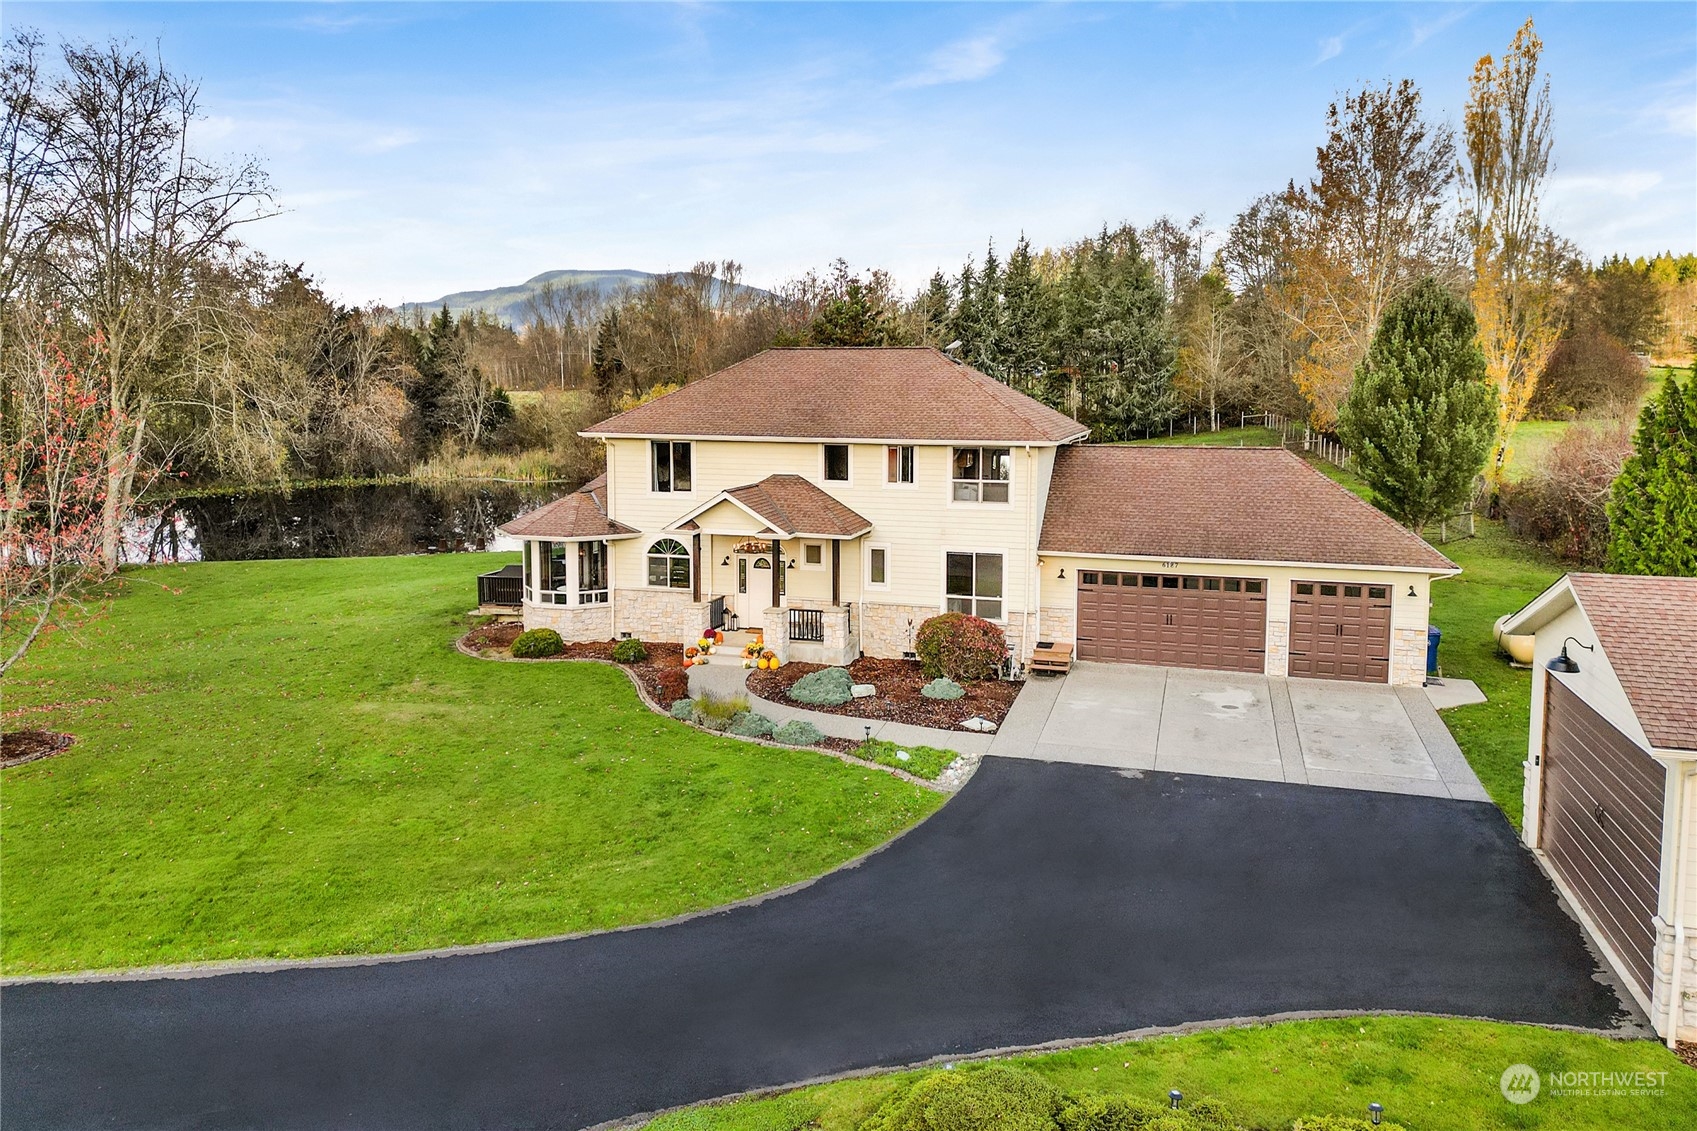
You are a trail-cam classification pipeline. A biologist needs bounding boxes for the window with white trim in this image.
[952,447,1010,502]
[886,445,915,484]
[801,541,824,569]
[650,441,692,492]
[646,538,691,588]
[946,551,1003,620]
[867,544,889,588]
[823,444,849,482]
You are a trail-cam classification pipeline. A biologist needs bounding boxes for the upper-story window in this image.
[952,447,1010,503]
[823,444,849,482]
[887,445,915,485]
[651,440,692,492]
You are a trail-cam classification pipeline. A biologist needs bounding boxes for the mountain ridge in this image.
[399,268,767,326]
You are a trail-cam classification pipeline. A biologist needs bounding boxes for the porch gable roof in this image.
[668,474,872,540]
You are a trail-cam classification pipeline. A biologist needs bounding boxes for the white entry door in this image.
[731,554,770,629]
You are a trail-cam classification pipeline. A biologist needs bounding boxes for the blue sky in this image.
[10,2,1694,307]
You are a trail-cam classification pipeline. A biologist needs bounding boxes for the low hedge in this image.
[789,667,855,706]
[510,628,564,659]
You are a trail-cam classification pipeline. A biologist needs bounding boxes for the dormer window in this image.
[952,447,1010,503]
[651,441,691,492]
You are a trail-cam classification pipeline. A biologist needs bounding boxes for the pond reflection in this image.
[127,481,572,562]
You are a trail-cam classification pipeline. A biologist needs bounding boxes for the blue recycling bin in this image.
[1426,626,1442,675]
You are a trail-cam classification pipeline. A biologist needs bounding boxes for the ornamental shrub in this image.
[788,666,855,706]
[610,637,647,664]
[729,711,776,739]
[914,613,1006,681]
[668,698,696,721]
[861,1066,1064,1131]
[693,691,748,731]
[510,628,564,658]
[1289,1117,1405,1131]
[920,677,965,700]
[1057,1095,1248,1131]
[772,719,825,747]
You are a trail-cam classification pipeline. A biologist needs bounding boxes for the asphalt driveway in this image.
[2,759,1622,1130]
[994,663,1491,799]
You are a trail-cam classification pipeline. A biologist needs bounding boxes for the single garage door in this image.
[1289,580,1392,682]
[1076,571,1267,672]
[1540,675,1664,1003]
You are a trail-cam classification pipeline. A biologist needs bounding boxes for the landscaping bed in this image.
[0,729,76,769]
[747,656,1018,731]
[460,622,690,708]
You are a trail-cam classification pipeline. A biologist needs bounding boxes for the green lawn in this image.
[851,739,958,781]
[0,554,942,975]
[1120,425,1286,448]
[644,1017,1695,1131]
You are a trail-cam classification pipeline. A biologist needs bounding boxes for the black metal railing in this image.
[789,607,824,643]
[477,564,523,607]
[707,595,727,631]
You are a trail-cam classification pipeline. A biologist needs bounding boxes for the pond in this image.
[126,480,574,563]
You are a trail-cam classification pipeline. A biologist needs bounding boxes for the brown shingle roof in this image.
[583,347,1089,444]
[497,475,639,540]
[1039,446,1457,572]
[1568,573,1697,751]
[716,474,872,538]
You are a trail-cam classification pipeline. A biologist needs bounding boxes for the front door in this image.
[731,554,769,629]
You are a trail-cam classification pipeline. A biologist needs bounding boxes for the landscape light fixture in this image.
[1547,636,1594,674]
[864,725,871,742]
[1368,1102,1383,1125]
[1169,1090,1182,1109]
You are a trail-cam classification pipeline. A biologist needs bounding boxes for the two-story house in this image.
[499,347,1457,686]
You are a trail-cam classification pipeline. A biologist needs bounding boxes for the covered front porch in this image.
[668,474,872,665]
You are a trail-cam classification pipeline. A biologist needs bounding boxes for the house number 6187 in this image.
[1161,561,1178,569]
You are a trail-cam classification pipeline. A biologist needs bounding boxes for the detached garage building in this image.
[1504,573,1697,1044]
[1036,447,1459,686]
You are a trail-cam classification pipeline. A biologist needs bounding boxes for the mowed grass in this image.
[0,554,942,975]
[1120,424,1285,448]
[644,1016,1696,1131]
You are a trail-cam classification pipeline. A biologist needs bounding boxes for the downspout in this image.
[1025,445,1038,667]
[1668,762,1696,1048]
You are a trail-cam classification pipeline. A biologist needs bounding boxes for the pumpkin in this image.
[684,646,699,658]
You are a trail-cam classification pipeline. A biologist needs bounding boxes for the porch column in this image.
[831,539,840,606]
[770,538,781,609]
[529,540,546,597]
[691,532,701,603]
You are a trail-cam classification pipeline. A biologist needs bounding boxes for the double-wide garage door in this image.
[1540,676,1663,1003]
[1289,580,1392,683]
[1076,571,1267,672]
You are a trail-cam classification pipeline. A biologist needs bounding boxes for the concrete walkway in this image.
[990,663,1490,801]
[686,663,995,755]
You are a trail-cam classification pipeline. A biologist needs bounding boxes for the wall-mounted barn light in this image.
[1547,636,1594,674]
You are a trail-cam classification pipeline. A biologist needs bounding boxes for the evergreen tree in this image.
[590,308,627,400]
[807,276,896,346]
[914,271,954,347]
[1056,226,1178,438]
[997,234,1054,393]
[1606,372,1697,575]
[1335,277,1498,532]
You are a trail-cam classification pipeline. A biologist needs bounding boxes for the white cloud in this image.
[897,32,1008,88]
[1408,5,1475,50]
[1315,34,1346,65]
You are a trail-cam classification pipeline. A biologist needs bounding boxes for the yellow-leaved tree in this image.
[1461,19,1571,486]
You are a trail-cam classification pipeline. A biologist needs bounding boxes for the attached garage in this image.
[1076,571,1266,672]
[1539,676,1664,1001]
[1289,580,1392,683]
[1505,572,1697,1045]
[1036,446,1459,686]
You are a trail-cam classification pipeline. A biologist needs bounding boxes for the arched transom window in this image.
[647,538,691,589]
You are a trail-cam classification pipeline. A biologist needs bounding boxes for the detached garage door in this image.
[1076,571,1267,672]
[1540,676,1664,1002]
[1289,580,1392,682]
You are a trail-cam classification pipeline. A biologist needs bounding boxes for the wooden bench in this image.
[1028,641,1074,675]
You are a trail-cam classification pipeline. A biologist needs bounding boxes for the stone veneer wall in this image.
[859,602,933,658]
[614,587,714,644]
[1034,606,1075,655]
[1390,625,1427,687]
[523,601,613,643]
[1263,620,1291,678]
[1653,922,1697,1042]
[781,599,858,666]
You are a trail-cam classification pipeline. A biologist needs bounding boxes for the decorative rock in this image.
[851,683,877,699]
[961,716,998,733]
[896,750,911,762]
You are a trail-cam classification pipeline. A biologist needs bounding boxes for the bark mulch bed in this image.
[1,728,77,769]
[1677,1043,1697,1072]
[746,656,1019,732]
[459,624,690,708]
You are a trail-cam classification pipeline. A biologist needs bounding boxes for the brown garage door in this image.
[1076,571,1267,672]
[1289,580,1392,682]
[1540,675,1664,1002]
